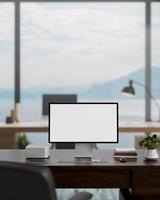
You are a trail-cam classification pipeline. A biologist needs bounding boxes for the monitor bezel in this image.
[49,102,119,143]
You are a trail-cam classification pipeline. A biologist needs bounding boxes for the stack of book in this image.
[114,148,137,160]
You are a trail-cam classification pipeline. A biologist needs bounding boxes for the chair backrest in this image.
[42,94,77,116]
[0,161,57,200]
[42,94,77,149]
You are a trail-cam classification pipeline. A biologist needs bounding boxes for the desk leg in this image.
[120,189,134,200]
[119,189,144,200]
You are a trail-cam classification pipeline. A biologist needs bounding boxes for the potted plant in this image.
[139,134,160,160]
[16,133,30,149]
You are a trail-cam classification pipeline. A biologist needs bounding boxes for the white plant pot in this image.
[144,149,159,160]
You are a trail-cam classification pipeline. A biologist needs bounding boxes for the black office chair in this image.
[42,94,77,149]
[0,161,92,200]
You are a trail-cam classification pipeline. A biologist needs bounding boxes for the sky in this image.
[0,2,160,89]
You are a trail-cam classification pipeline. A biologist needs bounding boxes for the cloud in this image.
[152,6,160,67]
[0,3,14,89]
[0,3,14,41]
[20,3,146,88]
[0,2,160,88]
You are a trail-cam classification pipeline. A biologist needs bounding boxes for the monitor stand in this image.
[75,143,93,161]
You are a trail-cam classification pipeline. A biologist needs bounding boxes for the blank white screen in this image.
[49,103,118,142]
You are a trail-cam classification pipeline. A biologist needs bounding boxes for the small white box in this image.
[25,144,50,159]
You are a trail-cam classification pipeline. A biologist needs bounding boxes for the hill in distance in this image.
[0,67,160,99]
[80,67,160,99]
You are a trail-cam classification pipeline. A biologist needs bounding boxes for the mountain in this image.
[80,67,160,99]
[0,67,160,100]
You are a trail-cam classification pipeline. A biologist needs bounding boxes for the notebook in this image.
[114,148,137,160]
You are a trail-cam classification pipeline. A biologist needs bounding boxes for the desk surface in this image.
[1,121,160,133]
[0,149,159,168]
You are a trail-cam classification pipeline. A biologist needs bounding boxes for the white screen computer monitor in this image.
[49,103,118,158]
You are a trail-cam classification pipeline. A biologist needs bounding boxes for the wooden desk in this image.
[120,121,160,133]
[0,122,48,133]
[0,121,160,148]
[1,121,160,133]
[0,149,159,200]
[0,122,48,148]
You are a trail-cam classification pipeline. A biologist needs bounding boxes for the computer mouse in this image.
[119,158,127,163]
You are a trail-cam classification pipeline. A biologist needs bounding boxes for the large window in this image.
[0,3,14,122]
[2,1,158,147]
[20,2,145,146]
[21,3,145,122]
[152,3,160,121]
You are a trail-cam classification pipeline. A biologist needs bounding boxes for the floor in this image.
[56,189,119,200]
